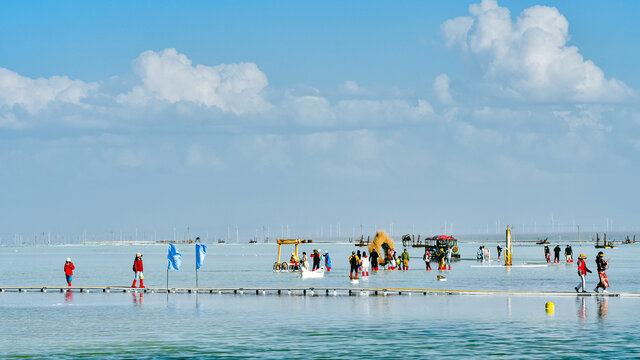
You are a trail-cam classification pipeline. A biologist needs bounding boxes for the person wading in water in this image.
[553,245,561,263]
[349,251,360,278]
[564,245,573,263]
[370,249,379,271]
[423,249,431,271]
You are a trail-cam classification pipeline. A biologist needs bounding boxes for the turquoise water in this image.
[2,292,639,358]
[2,243,640,358]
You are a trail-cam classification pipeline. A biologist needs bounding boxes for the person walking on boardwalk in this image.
[496,245,502,259]
[445,247,452,270]
[323,251,332,272]
[361,251,370,277]
[423,249,431,271]
[575,253,591,293]
[594,251,610,293]
[553,245,561,263]
[311,249,322,271]
[564,245,573,263]
[64,258,75,287]
[349,251,360,278]
[370,249,379,271]
[132,253,145,288]
[544,245,551,263]
[401,249,410,270]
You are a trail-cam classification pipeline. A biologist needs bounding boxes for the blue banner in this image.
[167,243,182,270]
[196,243,207,270]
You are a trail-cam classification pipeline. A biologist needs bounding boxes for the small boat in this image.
[536,237,550,245]
[300,266,325,278]
[595,233,618,249]
[437,275,447,281]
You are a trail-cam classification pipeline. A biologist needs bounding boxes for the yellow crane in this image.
[273,238,312,271]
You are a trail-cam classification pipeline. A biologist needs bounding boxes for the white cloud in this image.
[341,80,367,95]
[118,48,272,115]
[441,16,474,49]
[286,93,434,127]
[433,74,454,105]
[0,68,96,115]
[441,0,633,102]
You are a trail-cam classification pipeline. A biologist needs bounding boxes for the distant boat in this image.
[595,233,617,249]
[536,237,550,245]
[218,239,226,244]
[249,239,257,244]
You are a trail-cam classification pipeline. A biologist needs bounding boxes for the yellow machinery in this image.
[505,226,513,266]
[274,238,312,271]
[367,231,395,266]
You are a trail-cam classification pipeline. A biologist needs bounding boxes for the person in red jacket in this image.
[64,258,75,286]
[574,253,592,293]
[132,253,145,288]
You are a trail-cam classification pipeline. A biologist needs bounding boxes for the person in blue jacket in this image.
[323,251,332,272]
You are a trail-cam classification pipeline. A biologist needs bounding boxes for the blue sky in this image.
[1,0,639,240]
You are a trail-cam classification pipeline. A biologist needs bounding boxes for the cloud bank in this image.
[441,0,633,102]
[118,48,272,114]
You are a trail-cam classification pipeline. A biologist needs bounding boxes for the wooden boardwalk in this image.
[0,285,633,297]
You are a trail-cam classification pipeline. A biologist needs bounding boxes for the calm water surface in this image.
[2,243,640,358]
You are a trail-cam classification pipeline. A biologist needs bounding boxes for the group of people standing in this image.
[62,253,145,288]
[348,248,412,278]
[476,246,491,261]
[545,245,574,263]
[385,248,410,271]
[575,251,610,293]
[292,249,332,271]
[423,247,452,270]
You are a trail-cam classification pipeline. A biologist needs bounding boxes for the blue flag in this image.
[196,243,207,270]
[167,243,182,270]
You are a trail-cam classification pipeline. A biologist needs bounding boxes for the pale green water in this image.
[2,243,639,358]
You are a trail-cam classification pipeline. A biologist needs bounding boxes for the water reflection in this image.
[64,290,73,304]
[133,292,144,307]
[597,297,608,321]
[576,297,586,324]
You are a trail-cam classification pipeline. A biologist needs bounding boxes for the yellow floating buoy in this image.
[545,301,555,314]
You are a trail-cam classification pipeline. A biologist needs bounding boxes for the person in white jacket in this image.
[361,251,370,277]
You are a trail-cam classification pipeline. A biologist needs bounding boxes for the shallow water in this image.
[0,242,636,292]
[2,292,639,358]
[2,243,639,358]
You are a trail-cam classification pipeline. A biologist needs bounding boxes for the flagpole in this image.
[196,245,199,289]
[166,268,169,293]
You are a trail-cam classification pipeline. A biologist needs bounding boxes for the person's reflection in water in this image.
[597,297,608,321]
[133,292,144,307]
[576,297,586,324]
[64,290,73,304]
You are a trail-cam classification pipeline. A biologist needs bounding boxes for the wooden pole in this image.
[195,244,199,289]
